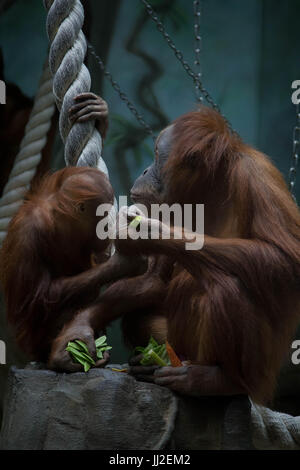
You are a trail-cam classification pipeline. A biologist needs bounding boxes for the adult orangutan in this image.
[52,104,300,405]
[120,107,300,404]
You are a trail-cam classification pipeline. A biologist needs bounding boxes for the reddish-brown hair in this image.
[161,107,300,403]
[0,166,113,359]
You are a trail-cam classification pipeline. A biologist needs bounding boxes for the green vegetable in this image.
[74,340,89,353]
[134,337,171,367]
[145,349,167,367]
[66,335,112,372]
[95,335,108,348]
[96,345,112,359]
[129,216,142,228]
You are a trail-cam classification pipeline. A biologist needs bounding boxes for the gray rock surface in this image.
[0,365,253,450]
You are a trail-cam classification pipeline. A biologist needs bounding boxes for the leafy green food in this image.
[96,345,112,360]
[66,336,112,372]
[129,216,142,229]
[95,336,107,348]
[134,337,171,367]
[74,340,89,354]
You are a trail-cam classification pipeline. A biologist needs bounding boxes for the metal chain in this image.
[87,43,155,139]
[289,102,299,203]
[140,0,219,111]
[193,0,203,103]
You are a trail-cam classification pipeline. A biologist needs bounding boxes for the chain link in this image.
[88,0,235,137]
[140,0,219,110]
[87,43,155,139]
[289,102,299,203]
[193,0,203,103]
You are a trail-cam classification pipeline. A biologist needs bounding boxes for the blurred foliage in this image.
[111,0,188,194]
[106,114,153,167]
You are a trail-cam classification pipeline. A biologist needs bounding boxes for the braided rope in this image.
[44,0,109,176]
[0,62,55,245]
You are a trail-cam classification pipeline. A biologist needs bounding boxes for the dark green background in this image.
[0,0,299,421]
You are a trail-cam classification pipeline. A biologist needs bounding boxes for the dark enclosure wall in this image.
[0,0,299,423]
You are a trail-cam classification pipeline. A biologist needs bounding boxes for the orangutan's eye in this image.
[79,203,85,212]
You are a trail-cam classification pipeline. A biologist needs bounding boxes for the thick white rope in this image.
[0,62,55,245]
[44,0,109,175]
[0,0,116,248]
[44,0,117,241]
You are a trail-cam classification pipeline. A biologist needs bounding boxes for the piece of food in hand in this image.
[165,340,182,367]
[129,215,142,228]
[134,336,171,367]
[95,335,112,360]
[66,340,95,372]
[66,335,112,372]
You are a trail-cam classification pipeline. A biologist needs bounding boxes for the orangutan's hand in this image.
[130,360,244,397]
[68,93,109,138]
[48,316,110,372]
